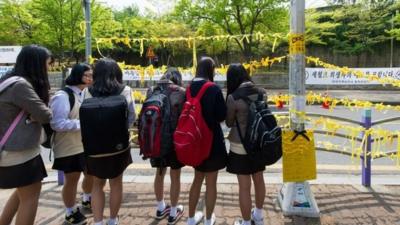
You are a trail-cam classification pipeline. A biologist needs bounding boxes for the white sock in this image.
[66,206,75,216]
[108,217,118,225]
[242,220,251,225]
[170,206,177,217]
[254,208,263,220]
[205,218,213,225]
[82,193,91,202]
[157,200,166,211]
[187,217,195,225]
[94,221,103,225]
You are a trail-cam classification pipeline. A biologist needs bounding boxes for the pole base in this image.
[277,182,320,218]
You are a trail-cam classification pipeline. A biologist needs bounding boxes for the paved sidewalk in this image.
[1,182,400,225]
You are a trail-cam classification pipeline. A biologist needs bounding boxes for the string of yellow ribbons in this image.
[132,89,400,113]
[95,32,283,55]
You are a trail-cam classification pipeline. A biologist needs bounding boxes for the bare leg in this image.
[169,168,181,207]
[63,172,81,208]
[14,181,42,225]
[109,174,123,219]
[252,171,265,209]
[92,177,106,223]
[154,168,167,202]
[204,171,218,220]
[237,175,252,221]
[0,190,19,225]
[188,170,205,217]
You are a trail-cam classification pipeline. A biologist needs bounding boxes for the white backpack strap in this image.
[0,77,25,93]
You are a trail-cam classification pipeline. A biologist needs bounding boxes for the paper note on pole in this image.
[289,34,305,55]
[282,130,317,182]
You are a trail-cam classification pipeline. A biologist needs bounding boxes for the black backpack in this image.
[232,89,282,166]
[42,87,75,149]
[138,85,174,160]
[79,87,129,156]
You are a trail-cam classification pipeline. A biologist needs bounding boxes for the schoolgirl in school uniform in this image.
[186,57,227,225]
[0,45,53,225]
[225,64,267,225]
[146,68,186,225]
[82,58,135,225]
[50,63,94,225]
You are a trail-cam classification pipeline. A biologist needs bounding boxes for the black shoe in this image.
[167,205,184,225]
[81,199,92,214]
[156,205,171,219]
[82,200,91,209]
[65,208,87,225]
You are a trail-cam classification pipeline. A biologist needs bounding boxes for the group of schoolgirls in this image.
[139,57,268,225]
[0,45,269,225]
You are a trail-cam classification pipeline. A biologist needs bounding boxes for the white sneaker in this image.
[234,219,251,225]
[233,219,243,225]
[251,209,264,225]
[107,217,119,225]
[204,213,216,225]
[187,211,204,225]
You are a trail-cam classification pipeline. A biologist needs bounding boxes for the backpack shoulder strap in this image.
[62,87,75,111]
[0,76,25,93]
[194,81,213,100]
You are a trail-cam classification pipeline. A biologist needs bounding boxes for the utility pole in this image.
[390,12,394,68]
[390,10,398,68]
[289,0,306,131]
[83,0,91,63]
[278,0,320,218]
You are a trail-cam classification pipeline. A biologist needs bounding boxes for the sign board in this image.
[0,66,13,78]
[0,46,22,64]
[305,67,400,85]
[146,47,155,59]
[123,70,227,81]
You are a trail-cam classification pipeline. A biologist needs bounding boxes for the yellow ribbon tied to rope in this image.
[282,130,317,182]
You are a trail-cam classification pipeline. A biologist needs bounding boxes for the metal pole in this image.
[289,0,306,131]
[361,109,372,187]
[84,0,91,63]
[278,0,319,218]
[390,13,394,68]
[57,170,64,186]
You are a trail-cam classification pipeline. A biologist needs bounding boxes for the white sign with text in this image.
[305,67,400,85]
[123,70,227,81]
[0,46,22,64]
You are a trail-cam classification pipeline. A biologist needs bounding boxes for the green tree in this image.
[331,3,393,55]
[174,0,288,60]
[305,9,339,46]
[0,0,38,45]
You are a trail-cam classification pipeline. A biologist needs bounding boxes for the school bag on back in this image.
[174,81,214,166]
[79,87,129,156]
[232,90,282,166]
[138,85,173,159]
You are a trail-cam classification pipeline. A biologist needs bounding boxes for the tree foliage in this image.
[174,0,289,60]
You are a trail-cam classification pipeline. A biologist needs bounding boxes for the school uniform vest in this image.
[52,92,83,159]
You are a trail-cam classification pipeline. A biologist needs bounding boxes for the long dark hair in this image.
[162,67,182,86]
[226,63,252,98]
[195,57,215,82]
[66,63,91,86]
[90,58,124,96]
[1,45,51,104]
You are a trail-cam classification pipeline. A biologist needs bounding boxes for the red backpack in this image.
[174,81,214,166]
